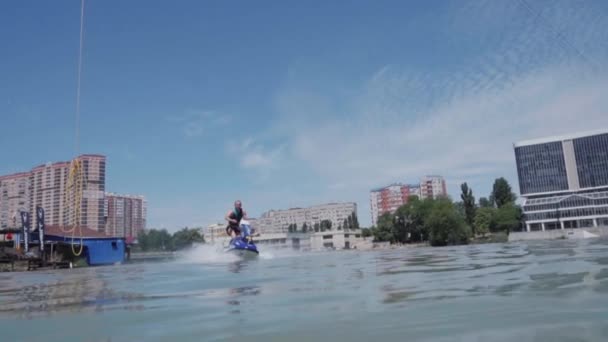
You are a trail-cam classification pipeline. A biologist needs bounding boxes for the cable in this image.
[76,0,85,156]
[61,0,87,257]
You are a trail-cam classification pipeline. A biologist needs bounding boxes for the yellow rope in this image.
[62,158,85,256]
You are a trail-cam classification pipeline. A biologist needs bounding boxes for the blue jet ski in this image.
[225,220,259,257]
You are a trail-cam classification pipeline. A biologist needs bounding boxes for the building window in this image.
[514,142,569,195]
[574,134,608,188]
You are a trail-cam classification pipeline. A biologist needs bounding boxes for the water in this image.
[2,239,608,342]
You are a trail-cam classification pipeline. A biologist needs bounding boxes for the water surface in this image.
[2,239,608,341]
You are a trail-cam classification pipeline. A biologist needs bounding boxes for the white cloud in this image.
[280,65,608,191]
[221,0,608,225]
[166,109,231,138]
[242,153,273,169]
[227,138,285,175]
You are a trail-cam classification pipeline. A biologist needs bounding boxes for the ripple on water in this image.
[2,239,608,341]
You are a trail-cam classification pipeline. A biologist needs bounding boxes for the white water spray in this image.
[177,243,240,264]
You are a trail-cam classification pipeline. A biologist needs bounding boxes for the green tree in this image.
[479,197,492,208]
[460,182,477,233]
[301,222,308,233]
[290,224,298,233]
[352,212,360,229]
[491,177,517,208]
[314,223,320,232]
[138,229,174,251]
[405,197,436,242]
[473,207,495,237]
[137,230,150,251]
[319,220,332,231]
[426,201,471,246]
[373,212,396,243]
[361,228,373,237]
[347,215,353,230]
[493,203,521,233]
[393,206,411,243]
[454,201,466,218]
[172,227,205,250]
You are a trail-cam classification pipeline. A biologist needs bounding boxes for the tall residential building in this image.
[0,155,108,233]
[514,130,608,231]
[369,175,447,225]
[30,161,70,230]
[369,184,420,226]
[78,155,106,232]
[420,175,448,199]
[0,172,31,229]
[104,193,147,239]
[30,155,106,232]
[257,202,358,234]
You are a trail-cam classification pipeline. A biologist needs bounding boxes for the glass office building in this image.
[514,130,608,231]
[515,141,569,195]
[574,133,608,188]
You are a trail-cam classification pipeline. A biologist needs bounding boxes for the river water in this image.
[2,239,608,341]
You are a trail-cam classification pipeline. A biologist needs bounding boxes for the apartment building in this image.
[0,154,146,235]
[0,172,31,229]
[105,193,147,239]
[259,202,358,234]
[370,176,447,225]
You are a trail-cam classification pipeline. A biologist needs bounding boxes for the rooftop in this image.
[371,183,421,192]
[45,225,119,239]
[0,172,31,181]
[106,192,146,200]
[513,128,608,148]
[262,202,357,214]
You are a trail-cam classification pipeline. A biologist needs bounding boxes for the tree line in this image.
[287,212,360,233]
[136,227,205,252]
[363,177,522,246]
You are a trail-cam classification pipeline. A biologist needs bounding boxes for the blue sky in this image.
[1,0,608,230]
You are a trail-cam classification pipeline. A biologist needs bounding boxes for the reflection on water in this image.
[1,239,608,341]
[228,260,247,274]
[0,266,146,318]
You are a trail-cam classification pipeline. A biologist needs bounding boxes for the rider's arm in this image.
[225,211,237,224]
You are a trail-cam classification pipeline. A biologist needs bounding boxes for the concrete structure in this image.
[104,193,147,239]
[514,130,608,232]
[259,202,358,234]
[204,223,230,244]
[509,226,608,242]
[288,230,364,251]
[420,175,448,200]
[370,184,420,225]
[369,175,446,225]
[0,172,31,229]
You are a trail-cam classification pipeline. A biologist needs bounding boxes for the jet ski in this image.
[225,220,259,257]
